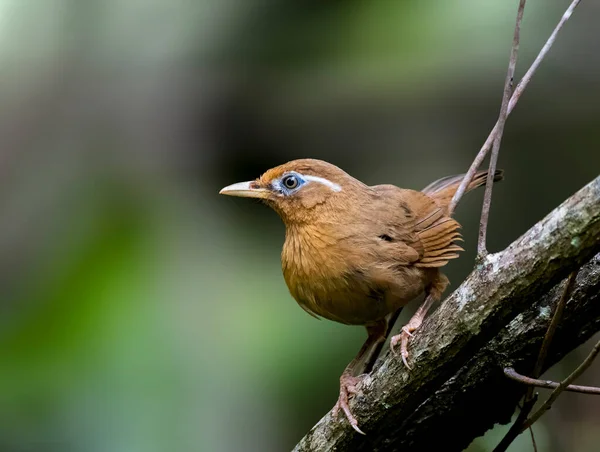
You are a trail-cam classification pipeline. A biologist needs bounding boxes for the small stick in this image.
[448,0,583,216]
[477,0,526,258]
[529,426,538,452]
[493,396,538,452]
[507,0,582,115]
[521,339,600,431]
[504,367,600,395]
[531,272,577,381]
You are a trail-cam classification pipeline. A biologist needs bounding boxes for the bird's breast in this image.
[281,224,425,325]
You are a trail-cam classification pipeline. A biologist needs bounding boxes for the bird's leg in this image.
[332,320,387,434]
[391,273,449,369]
[360,310,402,374]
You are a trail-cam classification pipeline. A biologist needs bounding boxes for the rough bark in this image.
[294,176,600,452]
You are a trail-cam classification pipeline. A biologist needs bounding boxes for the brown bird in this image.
[220,159,502,434]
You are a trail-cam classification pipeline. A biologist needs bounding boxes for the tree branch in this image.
[294,176,600,452]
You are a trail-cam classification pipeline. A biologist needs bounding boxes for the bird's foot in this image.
[391,292,438,369]
[390,323,420,370]
[332,373,366,435]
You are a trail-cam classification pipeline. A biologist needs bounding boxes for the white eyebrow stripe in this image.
[302,174,342,192]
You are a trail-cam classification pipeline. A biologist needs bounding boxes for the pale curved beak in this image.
[219,181,270,199]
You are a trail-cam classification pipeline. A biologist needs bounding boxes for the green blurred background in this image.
[0,0,598,451]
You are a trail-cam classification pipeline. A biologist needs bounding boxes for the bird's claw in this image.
[332,374,366,435]
[390,327,415,370]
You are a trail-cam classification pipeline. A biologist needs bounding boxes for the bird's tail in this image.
[421,169,504,208]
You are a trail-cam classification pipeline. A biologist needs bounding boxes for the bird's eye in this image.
[282,175,300,190]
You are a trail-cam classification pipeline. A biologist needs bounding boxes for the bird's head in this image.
[220,159,365,224]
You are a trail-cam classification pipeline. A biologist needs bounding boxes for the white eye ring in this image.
[282,175,300,189]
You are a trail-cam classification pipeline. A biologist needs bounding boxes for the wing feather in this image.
[371,186,464,269]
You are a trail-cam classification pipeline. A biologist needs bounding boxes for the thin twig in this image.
[448,0,583,215]
[531,272,578,380]
[504,367,600,395]
[496,270,578,451]
[507,0,582,114]
[521,338,600,431]
[477,0,526,258]
[528,426,538,452]
[493,396,538,452]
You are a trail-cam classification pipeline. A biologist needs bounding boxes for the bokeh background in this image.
[0,1,599,451]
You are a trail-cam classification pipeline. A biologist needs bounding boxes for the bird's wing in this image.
[371,185,463,268]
